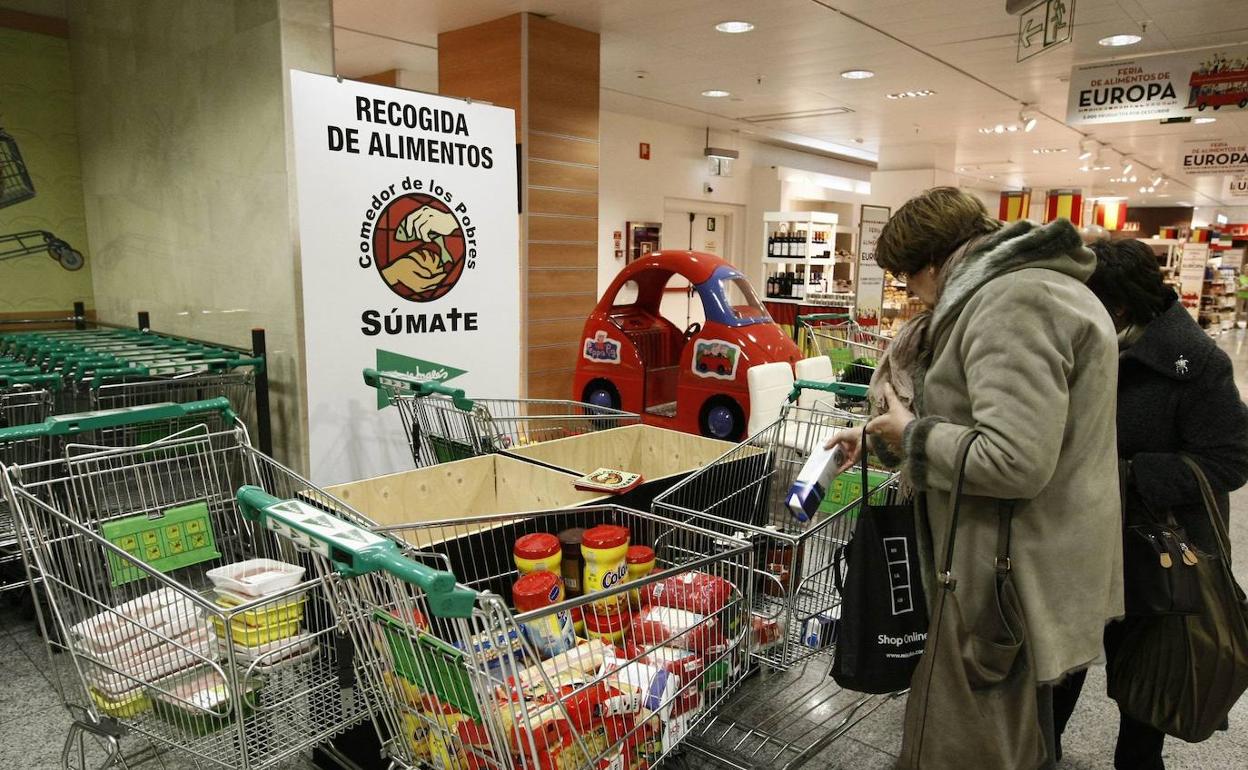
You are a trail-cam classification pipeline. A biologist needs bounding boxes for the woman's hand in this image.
[866,382,914,453]
[824,428,864,474]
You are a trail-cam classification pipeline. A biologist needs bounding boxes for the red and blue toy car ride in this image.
[573,250,800,441]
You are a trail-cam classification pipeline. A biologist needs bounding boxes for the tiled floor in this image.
[5,331,1248,769]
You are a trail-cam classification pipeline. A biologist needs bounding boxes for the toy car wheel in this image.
[716,365,728,375]
[581,379,621,410]
[699,396,744,442]
[696,362,708,373]
[1241,99,1248,109]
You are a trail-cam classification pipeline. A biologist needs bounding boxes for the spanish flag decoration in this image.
[998,189,1031,222]
[1092,200,1128,231]
[1160,226,1181,240]
[1190,228,1212,244]
[1044,189,1083,226]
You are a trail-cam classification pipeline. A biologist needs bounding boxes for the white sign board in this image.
[1066,46,1248,125]
[1227,175,1248,199]
[1222,248,1245,270]
[855,205,890,324]
[290,70,520,484]
[1178,242,1210,320]
[1180,140,1248,176]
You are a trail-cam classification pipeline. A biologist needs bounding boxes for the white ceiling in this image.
[333,0,1248,208]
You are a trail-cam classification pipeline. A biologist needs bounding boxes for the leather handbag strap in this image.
[1180,455,1237,584]
[938,430,980,588]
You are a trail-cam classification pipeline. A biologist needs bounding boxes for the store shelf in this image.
[763,256,838,265]
[764,296,853,306]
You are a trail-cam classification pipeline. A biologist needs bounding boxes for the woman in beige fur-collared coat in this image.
[830,188,1123,766]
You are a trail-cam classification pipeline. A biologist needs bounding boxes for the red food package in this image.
[630,607,726,655]
[640,571,733,614]
[640,646,706,684]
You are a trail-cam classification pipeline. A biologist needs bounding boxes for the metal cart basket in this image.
[239,489,755,770]
[652,385,904,769]
[798,314,889,378]
[1,399,371,769]
[365,368,640,467]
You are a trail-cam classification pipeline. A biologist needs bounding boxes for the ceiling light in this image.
[1195,117,1217,124]
[1150,174,1164,187]
[1032,148,1067,154]
[1020,107,1038,132]
[701,89,731,98]
[1078,139,1097,160]
[841,69,875,79]
[886,89,935,99]
[715,21,755,33]
[1129,175,1137,183]
[1098,33,1142,47]
[994,124,1006,134]
[1006,124,1019,132]
[1121,160,1134,175]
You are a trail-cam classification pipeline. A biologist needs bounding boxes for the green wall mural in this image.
[0,26,93,314]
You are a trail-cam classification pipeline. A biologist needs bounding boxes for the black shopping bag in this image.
[832,430,928,694]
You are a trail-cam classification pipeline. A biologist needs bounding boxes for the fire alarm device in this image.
[639,142,651,160]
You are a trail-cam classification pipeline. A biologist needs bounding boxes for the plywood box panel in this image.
[505,424,735,481]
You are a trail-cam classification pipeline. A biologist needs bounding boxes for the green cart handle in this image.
[795,313,853,324]
[235,486,475,619]
[0,397,237,441]
[362,369,475,411]
[0,373,63,391]
[787,378,869,403]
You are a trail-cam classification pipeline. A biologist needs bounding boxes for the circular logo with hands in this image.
[372,193,466,302]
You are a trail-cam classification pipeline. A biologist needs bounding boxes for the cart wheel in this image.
[1241,99,1248,109]
[582,378,621,410]
[1198,103,1207,111]
[699,396,744,441]
[50,242,85,271]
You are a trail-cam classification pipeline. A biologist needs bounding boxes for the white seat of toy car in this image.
[794,356,836,409]
[746,362,793,438]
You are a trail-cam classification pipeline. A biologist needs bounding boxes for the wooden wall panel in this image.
[528,214,597,243]
[528,268,597,295]
[529,293,596,321]
[353,69,399,88]
[528,343,581,372]
[529,188,597,218]
[529,133,599,166]
[528,318,589,348]
[526,17,600,140]
[529,243,597,269]
[438,14,523,135]
[528,370,576,400]
[528,161,597,191]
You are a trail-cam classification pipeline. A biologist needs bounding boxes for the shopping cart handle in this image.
[0,372,62,391]
[362,367,422,395]
[417,381,474,411]
[235,486,476,619]
[0,397,237,440]
[796,313,852,324]
[787,379,869,402]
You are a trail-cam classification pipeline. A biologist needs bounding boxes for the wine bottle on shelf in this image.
[766,233,774,259]
[781,230,791,258]
[799,231,807,259]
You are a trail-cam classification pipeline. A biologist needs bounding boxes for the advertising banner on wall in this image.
[855,205,890,325]
[1180,140,1248,176]
[1179,242,1210,320]
[290,70,520,484]
[1066,46,1248,125]
[1227,175,1248,199]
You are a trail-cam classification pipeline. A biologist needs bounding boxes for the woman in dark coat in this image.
[1054,237,1248,768]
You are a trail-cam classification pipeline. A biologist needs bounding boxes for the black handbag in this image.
[831,428,928,694]
[1108,456,1248,743]
[1121,462,1203,616]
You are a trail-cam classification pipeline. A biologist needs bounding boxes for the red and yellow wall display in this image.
[1043,189,1083,226]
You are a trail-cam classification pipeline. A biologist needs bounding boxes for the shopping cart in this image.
[0,382,57,590]
[365,368,640,467]
[652,383,903,768]
[1,399,371,769]
[797,313,889,380]
[239,488,755,770]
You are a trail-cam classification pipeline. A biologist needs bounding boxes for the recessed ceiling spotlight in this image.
[841,69,875,79]
[1006,124,1019,132]
[1195,117,1217,124]
[701,89,731,98]
[1020,107,1038,132]
[1032,148,1067,154]
[886,89,936,99]
[994,124,1006,134]
[1121,159,1134,175]
[1078,139,1097,160]
[1099,33,1142,47]
[715,21,755,33]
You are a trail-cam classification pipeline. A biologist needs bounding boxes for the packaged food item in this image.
[750,613,786,651]
[786,441,846,522]
[763,538,798,598]
[213,588,307,628]
[148,665,261,736]
[211,614,302,648]
[559,528,587,597]
[512,570,576,659]
[583,608,630,645]
[72,588,200,656]
[454,628,526,682]
[422,696,473,770]
[229,629,319,669]
[582,525,630,613]
[636,645,705,684]
[598,654,679,722]
[624,545,656,605]
[206,558,305,597]
[572,605,586,635]
[513,532,562,576]
[631,606,724,655]
[85,624,218,697]
[90,686,151,718]
[401,710,432,763]
[640,571,733,614]
[507,637,612,695]
[802,608,839,649]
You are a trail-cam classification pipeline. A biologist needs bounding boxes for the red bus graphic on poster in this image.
[1188,55,1248,111]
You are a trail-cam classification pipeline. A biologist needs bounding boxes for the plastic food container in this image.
[582,608,629,644]
[512,532,562,576]
[211,614,302,648]
[229,630,318,669]
[72,588,200,656]
[149,666,261,736]
[582,525,630,613]
[85,625,218,698]
[90,686,151,718]
[213,589,307,628]
[206,559,305,597]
